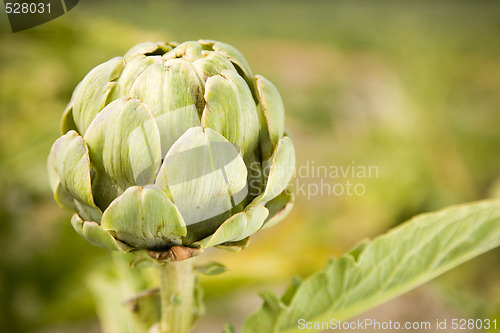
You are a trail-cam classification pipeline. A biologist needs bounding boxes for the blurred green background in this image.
[1,0,499,332]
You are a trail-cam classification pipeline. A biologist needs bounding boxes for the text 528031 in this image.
[5,2,51,14]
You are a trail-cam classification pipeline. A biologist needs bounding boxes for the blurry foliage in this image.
[0,0,499,332]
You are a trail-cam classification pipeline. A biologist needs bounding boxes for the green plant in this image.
[47,40,500,333]
[48,39,294,333]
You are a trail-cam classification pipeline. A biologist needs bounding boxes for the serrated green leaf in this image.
[242,200,500,333]
[280,277,302,307]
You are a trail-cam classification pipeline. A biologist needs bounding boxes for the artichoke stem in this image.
[158,258,196,333]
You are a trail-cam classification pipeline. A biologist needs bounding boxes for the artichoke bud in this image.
[48,40,295,258]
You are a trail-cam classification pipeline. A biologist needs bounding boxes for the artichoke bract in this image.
[48,40,295,257]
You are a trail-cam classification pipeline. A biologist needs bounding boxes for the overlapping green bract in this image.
[48,40,295,254]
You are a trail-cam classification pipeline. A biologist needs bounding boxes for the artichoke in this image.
[48,40,295,258]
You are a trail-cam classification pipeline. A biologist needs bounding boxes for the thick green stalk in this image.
[158,258,196,333]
